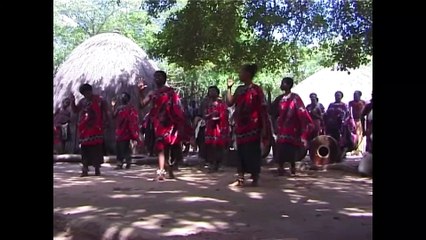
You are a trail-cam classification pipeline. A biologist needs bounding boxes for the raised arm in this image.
[140,92,154,109]
[226,78,236,106]
[137,81,154,110]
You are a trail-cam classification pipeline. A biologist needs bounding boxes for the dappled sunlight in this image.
[342,175,372,183]
[54,163,372,238]
[162,219,229,236]
[129,208,241,237]
[245,191,265,200]
[174,196,229,203]
[228,185,243,193]
[279,172,372,197]
[282,189,296,193]
[339,208,372,217]
[109,194,142,199]
[132,209,147,214]
[288,193,306,204]
[303,199,329,206]
[315,208,332,212]
[311,179,371,195]
[58,205,98,214]
[146,190,186,194]
[101,180,116,183]
[177,174,220,188]
[205,209,236,217]
[102,225,121,239]
[54,174,118,189]
[131,214,171,230]
[186,212,201,217]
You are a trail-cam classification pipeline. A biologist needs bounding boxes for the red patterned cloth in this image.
[77,95,105,146]
[271,93,314,147]
[115,104,140,142]
[148,86,193,151]
[204,99,229,147]
[233,84,271,145]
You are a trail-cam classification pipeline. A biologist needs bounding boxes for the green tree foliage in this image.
[144,0,372,71]
[54,0,371,102]
[147,0,242,70]
[54,0,158,70]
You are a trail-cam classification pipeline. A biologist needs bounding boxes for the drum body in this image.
[309,135,341,167]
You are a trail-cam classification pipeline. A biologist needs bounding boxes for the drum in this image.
[309,135,341,167]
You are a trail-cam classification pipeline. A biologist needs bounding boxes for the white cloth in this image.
[358,152,372,176]
[195,119,206,138]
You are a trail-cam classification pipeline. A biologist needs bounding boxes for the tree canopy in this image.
[54,0,372,101]
[143,0,372,72]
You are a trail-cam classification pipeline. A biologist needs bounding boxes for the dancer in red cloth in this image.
[270,77,314,176]
[226,64,271,187]
[203,86,229,172]
[70,84,108,177]
[112,92,141,170]
[138,71,194,181]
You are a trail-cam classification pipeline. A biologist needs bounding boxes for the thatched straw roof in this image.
[53,32,159,110]
[292,64,372,107]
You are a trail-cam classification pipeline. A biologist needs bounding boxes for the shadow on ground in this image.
[54,161,372,240]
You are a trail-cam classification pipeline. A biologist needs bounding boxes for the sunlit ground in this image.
[54,161,372,240]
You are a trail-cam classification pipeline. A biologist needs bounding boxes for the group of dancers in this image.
[54,63,373,187]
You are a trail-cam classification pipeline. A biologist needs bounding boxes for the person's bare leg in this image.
[156,150,166,180]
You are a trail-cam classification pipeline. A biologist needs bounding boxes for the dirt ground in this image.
[54,160,372,240]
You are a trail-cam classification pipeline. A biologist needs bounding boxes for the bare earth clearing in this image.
[54,160,372,240]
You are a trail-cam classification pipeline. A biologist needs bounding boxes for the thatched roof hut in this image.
[292,64,372,107]
[53,32,159,154]
[53,32,159,110]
